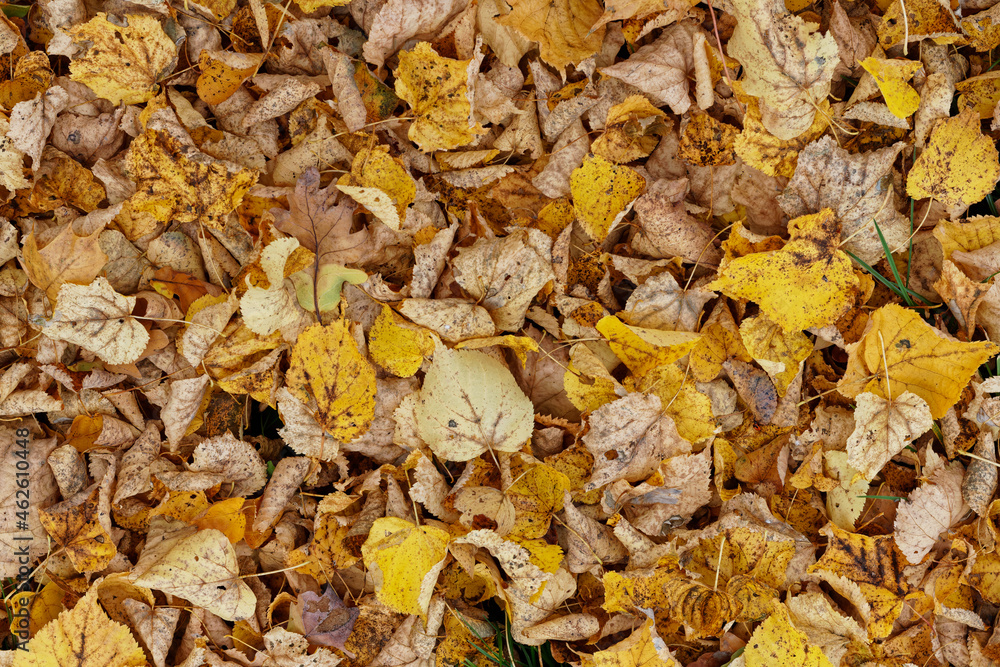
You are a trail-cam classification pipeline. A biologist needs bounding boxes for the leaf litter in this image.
[8,0,1000,665]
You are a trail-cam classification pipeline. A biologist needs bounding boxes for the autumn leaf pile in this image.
[11,0,1000,664]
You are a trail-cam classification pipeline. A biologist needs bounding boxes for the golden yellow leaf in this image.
[338,146,416,231]
[860,57,923,119]
[38,487,115,573]
[743,610,834,667]
[837,303,998,419]
[0,51,52,109]
[499,0,605,71]
[368,305,435,378]
[708,209,859,333]
[67,14,177,105]
[192,497,247,544]
[678,111,739,166]
[127,116,258,231]
[739,314,813,396]
[286,321,377,443]
[415,345,535,461]
[394,43,483,152]
[877,0,961,49]
[196,51,262,106]
[637,364,717,444]
[571,155,646,243]
[734,94,831,177]
[505,454,571,539]
[360,517,450,618]
[295,0,350,12]
[906,108,1000,211]
[956,72,1000,119]
[583,618,680,667]
[596,315,701,377]
[13,586,146,667]
[808,523,917,639]
[592,95,668,164]
[962,4,1000,52]
[934,215,1000,259]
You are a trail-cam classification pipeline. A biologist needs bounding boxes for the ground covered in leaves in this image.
[9,0,1000,665]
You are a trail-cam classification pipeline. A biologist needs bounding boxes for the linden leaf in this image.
[22,224,109,303]
[894,463,968,564]
[877,0,961,50]
[394,43,484,152]
[808,524,913,639]
[289,263,368,316]
[130,520,256,622]
[597,315,701,377]
[846,391,933,481]
[837,303,998,419]
[571,155,646,243]
[67,14,177,105]
[360,517,450,618]
[777,136,909,264]
[368,305,435,378]
[127,110,258,230]
[505,454,571,540]
[743,611,834,667]
[859,57,923,119]
[906,108,1000,212]
[13,586,146,667]
[337,146,416,231]
[582,618,681,667]
[727,0,840,140]
[37,278,149,366]
[499,0,605,72]
[415,345,534,462]
[39,487,115,573]
[286,321,377,443]
[707,209,859,333]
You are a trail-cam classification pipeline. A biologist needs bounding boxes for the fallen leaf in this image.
[361,516,450,617]
[860,57,923,119]
[415,344,534,461]
[846,391,933,481]
[894,462,968,563]
[499,0,605,72]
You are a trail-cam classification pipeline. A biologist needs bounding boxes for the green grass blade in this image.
[872,220,913,306]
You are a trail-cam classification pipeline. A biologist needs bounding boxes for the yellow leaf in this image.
[956,72,1000,119]
[394,43,484,152]
[0,51,52,109]
[499,0,605,71]
[38,486,115,573]
[294,0,350,12]
[906,108,1000,211]
[743,610,834,667]
[708,209,859,333]
[368,305,435,378]
[823,450,869,530]
[571,155,646,243]
[14,586,146,667]
[22,225,108,303]
[808,523,916,639]
[837,303,998,419]
[193,497,247,544]
[877,0,961,50]
[962,4,1000,52]
[637,364,717,444]
[505,454,571,539]
[360,517,451,618]
[338,146,416,230]
[734,94,831,177]
[127,117,258,230]
[196,51,262,106]
[415,345,535,461]
[597,315,700,377]
[287,321,377,442]
[934,214,1000,259]
[583,618,680,667]
[592,95,668,164]
[67,14,177,105]
[859,57,922,119]
[739,314,813,396]
[677,111,739,167]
